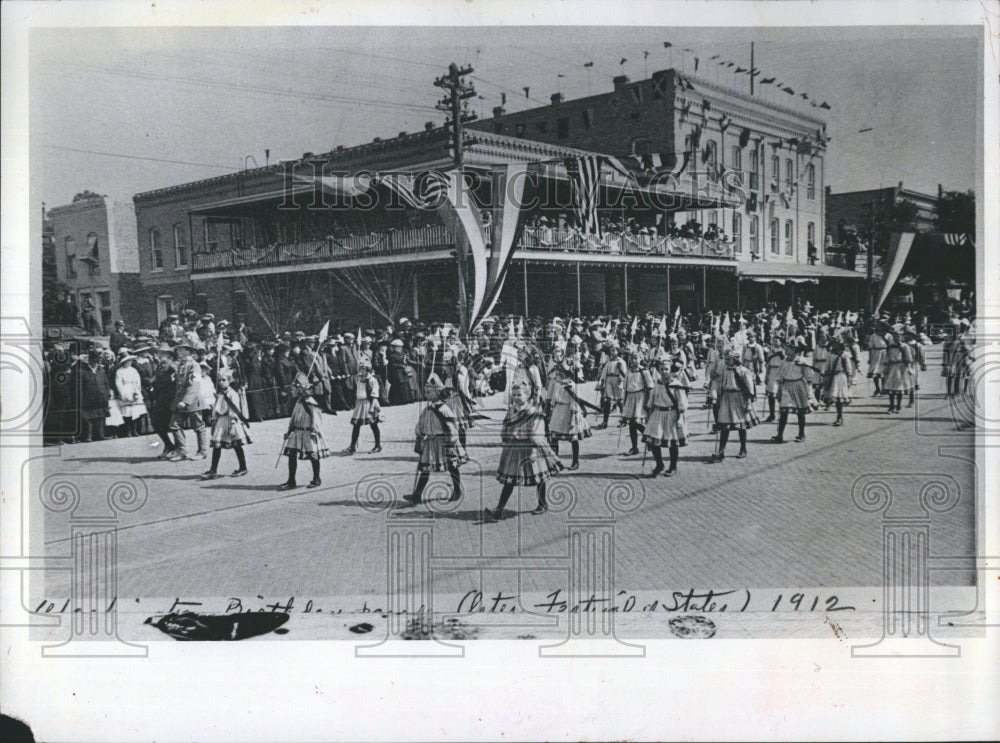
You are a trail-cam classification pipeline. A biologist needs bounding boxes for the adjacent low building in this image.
[46,195,142,333]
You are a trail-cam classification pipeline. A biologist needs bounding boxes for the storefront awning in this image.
[738,261,866,283]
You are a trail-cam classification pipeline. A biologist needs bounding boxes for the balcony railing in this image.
[191,223,736,273]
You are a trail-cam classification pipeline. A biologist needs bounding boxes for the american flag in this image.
[943,233,969,246]
[564,155,606,237]
[377,170,450,210]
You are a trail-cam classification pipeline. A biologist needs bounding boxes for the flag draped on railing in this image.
[564,155,606,238]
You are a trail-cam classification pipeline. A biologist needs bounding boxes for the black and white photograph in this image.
[2,1,998,740]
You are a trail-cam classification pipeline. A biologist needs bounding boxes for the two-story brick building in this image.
[47,195,142,333]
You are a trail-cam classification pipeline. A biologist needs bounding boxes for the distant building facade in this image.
[47,196,142,333]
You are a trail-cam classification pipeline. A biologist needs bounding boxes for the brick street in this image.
[32,345,980,641]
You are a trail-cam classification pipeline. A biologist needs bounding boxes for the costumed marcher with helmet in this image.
[279,372,331,490]
[403,373,468,505]
[546,353,591,471]
[642,357,690,477]
[344,357,383,454]
[762,334,785,423]
[771,341,815,443]
[595,342,626,429]
[882,329,913,414]
[201,368,251,480]
[444,349,477,450]
[867,323,888,395]
[485,381,563,521]
[823,338,853,427]
[621,353,654,455]
[904,330,927,407]
[741,330,766,386]
[704,336,728,416]
[713,349,758,460]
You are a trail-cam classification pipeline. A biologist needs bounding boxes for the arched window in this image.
[749,215,759,254]
[770,154,780,191]
[806,163,816,199]
[785,159,794,192]
[732,213,742,252]
[784,219,794,255]
[769,218,779,254]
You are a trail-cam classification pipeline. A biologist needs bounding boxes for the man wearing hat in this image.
[74,348,112,442]
[148,344,178,457]
[167,342,208,460]
[387,338,415,406]
[403,373,467,504]
[109,320,131,355]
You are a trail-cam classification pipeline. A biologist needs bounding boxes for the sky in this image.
[29,24,980,209]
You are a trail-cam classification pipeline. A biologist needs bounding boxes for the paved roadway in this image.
[30,344,980,641]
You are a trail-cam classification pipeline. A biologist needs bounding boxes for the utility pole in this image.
[434,63,477,336]
[868,199,876,314]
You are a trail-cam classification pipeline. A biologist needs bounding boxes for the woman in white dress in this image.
[114,353,147,437]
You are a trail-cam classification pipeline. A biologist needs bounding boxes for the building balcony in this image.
[189,223,737,274]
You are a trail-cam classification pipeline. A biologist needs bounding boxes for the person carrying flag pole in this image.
[279,373,331,490]
[546,354,592,470]
[201,368,251,480]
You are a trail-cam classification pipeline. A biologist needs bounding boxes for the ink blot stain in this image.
[349,622,374,634]
[668,614,717,639]
[145,611,290,640]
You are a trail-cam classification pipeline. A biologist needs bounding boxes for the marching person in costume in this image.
[621,354,654,455]
[771,342,815,443]
[444,349,476,450]
[763,335,785,422]
[704,336,728,413]
[344,357,383,454]
[485,382,564,521]
[201,368,251,480]
[642,358,689,477]
[403,373,468,505]
[546,355,592,470]
[882,330,913,414]
[595,342,626,429]
[904,330,927,407]
[713,350,758,460]
[741,330,766,385]
[280,373,331,490]
[823,339,853,427]
[867,324,888,395]
[811,324,831,403]
[167,342,208,461]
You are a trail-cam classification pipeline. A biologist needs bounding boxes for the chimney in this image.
[302,152,314,160]
[493,106,506,118]
[550,93,563,105]
[398,131,407,138]
[336,145,345,152]
[373,137,382,143]
[613,75,630,91]
[424,121,435,132]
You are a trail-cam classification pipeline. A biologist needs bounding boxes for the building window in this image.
[97,291,112,331]
[557,117,570,139]
[770,218,779,254]
[732,213,742,252]
[581,108,593,130]
[770,154,780,191]
[230,221,244,251]
[807,221,816,245]
[149,228,163,270]
[749,215,758,254]
[631,137,650,155]
[64,236,77,278]
[232,289,248,320]
[156,296,173,326]
[705,140,718,177]
[707,211,718,227]
[86,232,100,276]
[784,219,794,255]
[749,149,759,191]
[731,146,742,174]
[204,220,218,252]
[806,163,816,200]
[173,224,188,267]
[194,293,209,315]
[785,159,794,192]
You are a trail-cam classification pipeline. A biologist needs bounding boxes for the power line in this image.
[43,145,237,171]
[43,63,440,114]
